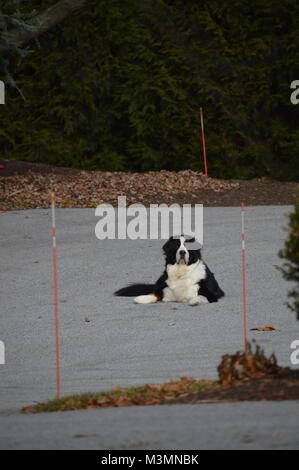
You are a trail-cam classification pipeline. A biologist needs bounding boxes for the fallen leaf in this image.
[250,325,276,331]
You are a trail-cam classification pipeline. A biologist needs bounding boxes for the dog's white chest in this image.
[163,261,206,303]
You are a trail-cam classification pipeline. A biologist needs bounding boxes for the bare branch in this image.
[2,0,87,48]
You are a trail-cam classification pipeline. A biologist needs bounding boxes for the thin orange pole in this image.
[51,192,61,399]
[241,202,247,353]
[199,107,208,177]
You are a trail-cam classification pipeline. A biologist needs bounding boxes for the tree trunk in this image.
[2,0,87,48]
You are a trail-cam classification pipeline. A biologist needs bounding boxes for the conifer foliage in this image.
[279,190,299,320]
[0,0,299,179]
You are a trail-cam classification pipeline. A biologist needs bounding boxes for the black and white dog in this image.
[115,235,224,306]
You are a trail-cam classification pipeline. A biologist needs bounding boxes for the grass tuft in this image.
[21,378,217,413]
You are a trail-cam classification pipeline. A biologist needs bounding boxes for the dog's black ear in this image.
[162,236,173,253]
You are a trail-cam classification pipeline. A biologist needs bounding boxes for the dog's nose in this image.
[179,250,185,257]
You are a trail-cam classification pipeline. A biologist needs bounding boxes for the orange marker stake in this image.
[241,203,247,353]
[51,192,61,399]
[199,107,208,177]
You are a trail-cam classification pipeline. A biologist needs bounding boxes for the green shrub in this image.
[279,188,299,320]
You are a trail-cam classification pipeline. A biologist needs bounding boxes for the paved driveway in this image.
[0,205,298,449]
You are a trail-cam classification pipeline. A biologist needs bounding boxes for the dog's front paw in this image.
[134,294,158,304]
[189,295,209,306]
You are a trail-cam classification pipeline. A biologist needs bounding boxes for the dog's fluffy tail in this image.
[114,284,155,297]
[215,286,225,299]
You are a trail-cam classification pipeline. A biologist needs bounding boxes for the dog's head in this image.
[162,235,202,266]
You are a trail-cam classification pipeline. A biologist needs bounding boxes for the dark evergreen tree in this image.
[0,0,298,179]
[279,190,299,320]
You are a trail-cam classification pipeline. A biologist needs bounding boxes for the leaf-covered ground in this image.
[0,159,297,211]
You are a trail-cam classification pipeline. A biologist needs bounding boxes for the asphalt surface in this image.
[1,402,298,450]
[0,205,298,449]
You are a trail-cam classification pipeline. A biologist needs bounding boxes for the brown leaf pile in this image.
[0,169,239,211]
[218,342,281,387]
